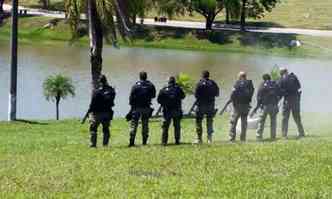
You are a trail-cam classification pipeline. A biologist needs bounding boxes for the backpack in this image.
[100,86,115,107]
[132,81,154,107]
[160,86,179,108]
[261,80,279,105]
[232,80,254,104]
[197,79,217,100]
[285,73,300,94]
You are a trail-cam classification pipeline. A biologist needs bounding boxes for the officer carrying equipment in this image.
[229,71,254,142]
[278,68,305,138]
[251,73,281,141]
[157,76,186,145]
[86,75,116,148]
[194,70,220,144]
[128,71,156,147]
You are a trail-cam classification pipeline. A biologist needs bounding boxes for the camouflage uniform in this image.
[88,85,115,147]
[229,104,251,141]
[229,80,254,142]
[278,73,305,137]
[255,80,281,140]
[158,83,185,145]
[194,78,220,143]
[129,80,156,146]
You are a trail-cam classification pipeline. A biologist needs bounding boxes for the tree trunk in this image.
[0,0,4,15]
[225,6,230,24]
[55,96,60,120]
[8,0,18,121]
[205,15,215,30]
[87,0,103,93]
[240,0,247,31]
[40,0,49,9]
[132,14,136,26]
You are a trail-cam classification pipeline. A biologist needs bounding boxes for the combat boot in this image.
[142,136,148,145]
[128,136,135,147]
[90,132,97,148]
[207,135,213,144]
[193,134,203,144]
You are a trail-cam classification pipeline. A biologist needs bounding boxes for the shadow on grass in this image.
[15,119,49,125]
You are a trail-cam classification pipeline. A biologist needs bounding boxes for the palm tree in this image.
[64,0,130,93]
[43,74,75,120]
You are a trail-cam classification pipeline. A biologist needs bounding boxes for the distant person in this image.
[194,70,220,144]
[229,71,254,142]
[278,68,305,138]
[251,74,281,141]
[128,71,156,147]
[87,75,116,148]
[157,76,186,145]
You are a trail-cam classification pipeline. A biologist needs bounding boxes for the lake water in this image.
[0,41,331,120]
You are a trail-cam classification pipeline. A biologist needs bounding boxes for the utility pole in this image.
[9,0,18,121]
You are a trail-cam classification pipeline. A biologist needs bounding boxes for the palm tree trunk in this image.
[240,0,247,31]
[56,96,60,120]
[0,0,4,15]
[87,0,103,93]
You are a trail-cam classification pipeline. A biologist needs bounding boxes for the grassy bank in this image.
[1,16,332,58]
[15,0,332,30]
[1,113,332,198]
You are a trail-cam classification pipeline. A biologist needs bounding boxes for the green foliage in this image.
[189,0,225,29]
[246,0,280,19]
[43,74,75,102]
[153,0,188,18]
[176,73,195,95]
[64,0,130,43]
[271,65,281,81]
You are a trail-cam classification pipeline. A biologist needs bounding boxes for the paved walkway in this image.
[3,4,332,37]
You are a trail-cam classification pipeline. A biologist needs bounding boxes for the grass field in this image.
[12,0,332,30]
[1,16,332,59]
[1,113,332,198]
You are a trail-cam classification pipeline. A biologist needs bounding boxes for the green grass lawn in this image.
[0,113,332,198]
[14,0,332,30]
[1,16,332,59]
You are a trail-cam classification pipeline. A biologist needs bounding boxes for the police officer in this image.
[278,68,305,138]
[128,71,156,147]
[229,71,254,142]
[251,74,281,141]
[157,76,186,145]
[194,70,220,144]
[87,75,116,148]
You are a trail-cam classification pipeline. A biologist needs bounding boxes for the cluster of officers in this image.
[86,68,305,148]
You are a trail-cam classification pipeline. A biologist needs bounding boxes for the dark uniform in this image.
[88,84,116,147]
[278,73,305,137]
[229,80,254,141]
[129,80,156,146]
[157,80,185,145]
[194,78,220,143]
[255,80,281,140]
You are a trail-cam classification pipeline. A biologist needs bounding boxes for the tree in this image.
[40,0,51,9]
[127,0,153,25]
[189,0,225,30]
[224,0,241,24]
[43,74,75,120]
[65,0,130,93]
[154,0,188,18]
[0,0,4,16]
[240,0,279,31]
